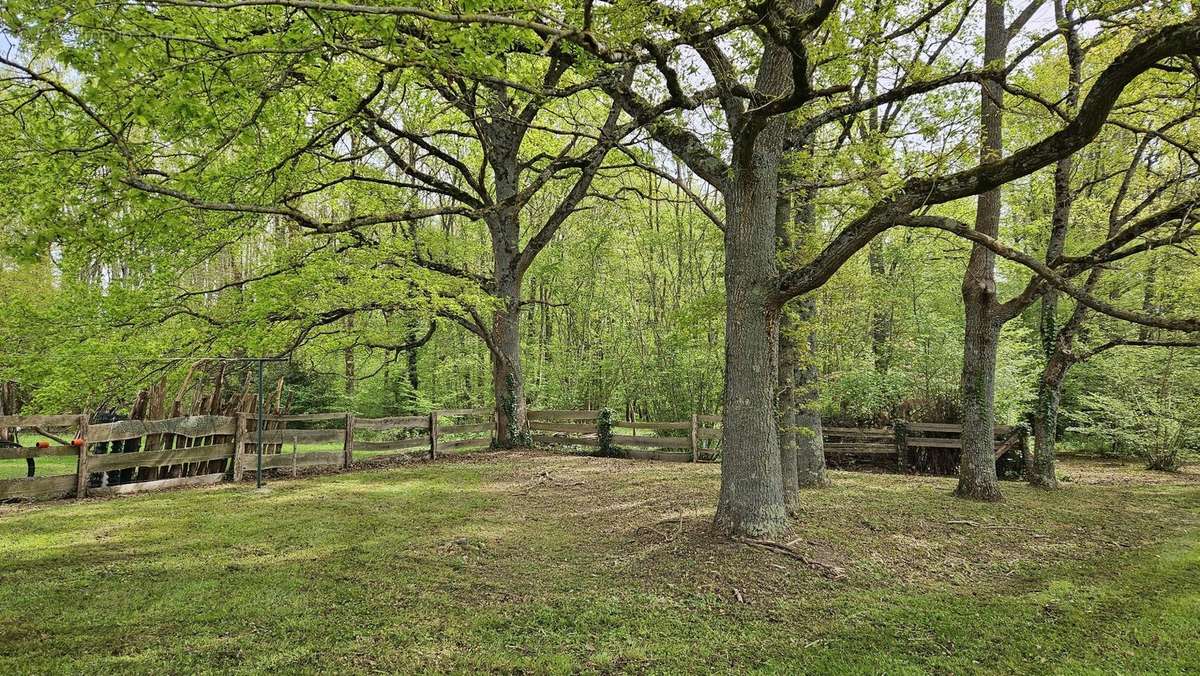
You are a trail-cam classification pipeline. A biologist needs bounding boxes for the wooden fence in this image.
[529,410,722,462]
[1,409,496,502]
[2,407,1026,502]
[529,410,1026,476]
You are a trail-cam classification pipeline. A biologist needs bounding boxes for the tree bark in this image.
[1029,0,1083,490]
[868,241,894,374]
[778,145,828,493]
[778,314,800,512]
[344,315,356,397]
[483,117,531,448]
[1030,358,1066,488]
[714,40,792,537]
[794,295,829,488]
[491,281,528,447]
[956,0,1006,502]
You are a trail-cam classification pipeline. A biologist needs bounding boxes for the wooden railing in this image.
[528,410,1026,476]
[2,408,1027,501]
[1,409,496,501]
[529,410,721,462]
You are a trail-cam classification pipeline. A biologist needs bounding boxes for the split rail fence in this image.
[530,410,1026,475]
[0,408,495,502]
[2,408,1026,503]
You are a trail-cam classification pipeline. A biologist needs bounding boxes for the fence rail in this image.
[2,407,1027,502]
[1,408,497,501]
[527,410,1026,475]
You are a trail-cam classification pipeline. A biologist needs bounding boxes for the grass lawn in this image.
[2,451,1198,674]
[0,442,455,480]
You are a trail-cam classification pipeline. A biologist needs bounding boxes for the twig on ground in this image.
[735,537,847,580]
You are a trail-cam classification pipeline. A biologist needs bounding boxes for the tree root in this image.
[735,537,847,580]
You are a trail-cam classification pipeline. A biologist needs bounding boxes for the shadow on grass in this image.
[0,454,1197,673]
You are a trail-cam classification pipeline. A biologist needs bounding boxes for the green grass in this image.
[0,439,472,479]
[0,435,77,479]
[1,452,1198,674]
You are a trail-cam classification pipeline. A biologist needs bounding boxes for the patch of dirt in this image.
[1055,456,1200,486]
[439,450,1200,606]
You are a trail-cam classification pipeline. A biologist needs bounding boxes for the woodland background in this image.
[0,0,1197,467]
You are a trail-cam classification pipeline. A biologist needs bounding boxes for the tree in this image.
[5,0,1200,540]
[593,3,1200,533]
[0,1,639,441]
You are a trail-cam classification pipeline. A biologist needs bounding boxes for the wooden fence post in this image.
[73,414,89,499]
[343,412,356,469]
[894,419,909,473]
[231,413,246,482]
[429,410,439,460]
[1018,423,1030,478]
[689,413,699,463]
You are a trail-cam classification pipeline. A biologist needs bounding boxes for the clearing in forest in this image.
[1,452,1198,673]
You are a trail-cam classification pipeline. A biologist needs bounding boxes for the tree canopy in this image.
[2,0,1198,535]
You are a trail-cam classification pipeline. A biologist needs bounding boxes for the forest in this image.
[1,0,1199,671]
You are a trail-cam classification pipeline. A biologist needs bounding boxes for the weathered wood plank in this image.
[0,414,82,428]
[611,435,691,449]
[0,445,78,460]
[527,410,601,421]
[907,422,961,433]
[696,414,723,424]
[74,417,89,499]
[440,422,492,435]
[823,426,891,435]
[246,451,343,470]
[87,443,234,473]
[256,428,345,444]
[429,411,439,459]
[907,437,963,449]
[610,420,692,431]
[90,415,236,443]
[697,429,721,440]
[824,443,895,454]
[438,437,491,451]
[355,437,431,452]
[532,434,601,447]
[88,473,226,497]
[354,416,431,430]
[0,474,76,500]
[342,414,355,469]
[248,413,348,422]
[529,421,596,434]
[356,450,425,462]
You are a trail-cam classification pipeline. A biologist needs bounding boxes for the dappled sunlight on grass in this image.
[1,452,1198,673]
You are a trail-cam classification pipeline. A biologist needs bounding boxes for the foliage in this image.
[1067,348,1200,470]
[596,407,614,458]
[0,0,1197,464]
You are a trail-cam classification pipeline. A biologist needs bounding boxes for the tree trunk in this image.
[1028,0,1084,490]
[958,309,1002,500]
[344,315,356,397]
[794,295,829,488]
[715,251,786,536]
[1030,357,1067,489]
[956,0,1005,502]
[778,309,800,512]
[868,241,893,374]
[484,119,531,448]
[404,323,420,412]
[714,106,789,537]
[491,282,528,447]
